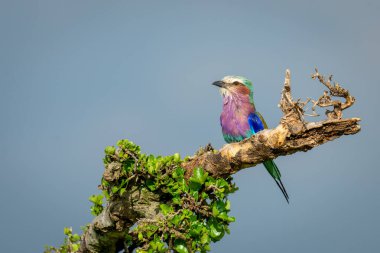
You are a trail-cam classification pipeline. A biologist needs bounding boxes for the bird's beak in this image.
[212,80,226,88]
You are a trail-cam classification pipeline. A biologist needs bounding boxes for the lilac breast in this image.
[220,95,255,142]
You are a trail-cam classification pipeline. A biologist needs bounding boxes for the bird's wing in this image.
[248,112,265,134]
[255,111,268,129]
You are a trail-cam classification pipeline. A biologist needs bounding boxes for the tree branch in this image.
[77,69,360,253]
[183,69,360,177]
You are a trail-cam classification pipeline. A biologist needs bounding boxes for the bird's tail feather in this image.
[263,160,289,203]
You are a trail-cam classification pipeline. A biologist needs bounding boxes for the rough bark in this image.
[182,118,360,179]
[78,69,360,253]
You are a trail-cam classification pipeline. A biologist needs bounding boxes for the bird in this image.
[212,75,289,203]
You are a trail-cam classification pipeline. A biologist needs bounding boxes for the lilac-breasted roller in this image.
[212,76,289,203]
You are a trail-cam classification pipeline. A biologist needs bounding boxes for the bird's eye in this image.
[232,81,240,85]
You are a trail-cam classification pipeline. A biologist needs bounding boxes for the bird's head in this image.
[212,75,254,103]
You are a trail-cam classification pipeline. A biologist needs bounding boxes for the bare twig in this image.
[311,68,356,119]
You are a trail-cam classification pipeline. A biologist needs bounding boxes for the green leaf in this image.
[212,205,219,217]
[225,200,231,210]
[146,179,157,191]
[147,164,155,175]
[225,225,231,234]
[111,186,119,194]
[191,190,199,201]
[63,227,71,236]
[212,200,226,217]
[138,232,144,241]
[190,167,208,185]
[227,216,236,222]
[70,234,81,242]
[201,192,209,200]
[172,167,185,179]
[181,209,192,220]
[123,161,134,173]
[104,146,116,155]
[119,188,126,196]
[173,153,181,162]
[146,225,159,238]
[208,219,225,241]
[116,140,123,147]
[172,196,181,205]
[201,232,209,245]
[174,239,189,253]
[149,237,166,251]
[180,179,189,192]
[160,204,173,215]
[171,214,181,226]
[189,181,202,191]
[189,221,202,236]
[217,212,229,221]
[119,139,140,153]
[203,244,211,251]
[71,244,79,252]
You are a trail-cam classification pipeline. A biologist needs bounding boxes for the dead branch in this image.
[311,68,356,119]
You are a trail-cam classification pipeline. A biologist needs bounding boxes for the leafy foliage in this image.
[88,194,104,216]
[100,139,238,252]
[44,227,81,253]
[48,139,238,252]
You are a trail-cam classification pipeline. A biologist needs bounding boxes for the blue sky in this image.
[0,1,379,252]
